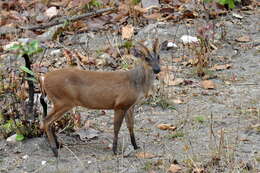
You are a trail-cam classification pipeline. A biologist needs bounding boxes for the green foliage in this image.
[132,0,141,5]
[8,40,43,56]
[145,97,176,110]
[20,66,35,76]
[203,0,236,9]
[84,0,102,10]
[218,0,235,8]
[143,161,153,171]
[204,0,213,2]
[123,40,134,50]
[1,118,41,139]
[0,112,3,122]
[120,60,130,70]
[195,116,205,123]
[20,66,37,83]
[166,131,185,139]
[2,120,15,134]
[15,134,25,141]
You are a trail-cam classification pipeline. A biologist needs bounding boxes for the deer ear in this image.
[131,47,145,60]
[153,38,160,54]
[131,42,150,60]
[137,42,150,57]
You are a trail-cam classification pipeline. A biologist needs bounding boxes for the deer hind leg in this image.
[113,109,127,155]
[125,106,139,150]
[42,103,72,157]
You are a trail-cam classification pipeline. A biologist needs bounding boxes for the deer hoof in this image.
[51,146,58,157]
[134,145,139,150]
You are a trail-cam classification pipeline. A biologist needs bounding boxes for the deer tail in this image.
[38,75,46,98]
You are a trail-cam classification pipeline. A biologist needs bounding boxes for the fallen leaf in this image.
[168,164,182,173]
[201,80,215,89]
[144,13,162,20]
[63,49,74,65]
[168,78,184,86]
[135,152,155,159]
[173,58,182,62]
[211,64,231,71]
[236,35,251,42]
[122,24,134,39]
[76,52,89,65]
[171,99,184,104]
[251,124,260,128]
[188,58,198,65]
[240,138,250,142]
[134,5,148,13]
[157,124,177,131]
[96,58,106,66]
[192,168,205,173]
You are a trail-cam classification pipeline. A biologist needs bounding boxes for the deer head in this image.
[133,39,161,74]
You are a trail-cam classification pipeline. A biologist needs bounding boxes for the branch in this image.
[20,7,116,30]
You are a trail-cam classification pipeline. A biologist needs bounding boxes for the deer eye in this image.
[145,57,150,62]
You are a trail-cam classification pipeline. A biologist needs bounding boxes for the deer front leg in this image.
[125,106,139,150]
[113,109,127,155]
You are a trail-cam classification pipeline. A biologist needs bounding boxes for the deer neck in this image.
[129,63,154,97]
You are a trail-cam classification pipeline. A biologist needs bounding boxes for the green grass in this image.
[195,116,205,123]
[166,131,185,139]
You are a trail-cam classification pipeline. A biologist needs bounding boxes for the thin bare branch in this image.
[20,7,116,30]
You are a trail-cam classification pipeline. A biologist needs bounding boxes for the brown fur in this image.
[40,39,161,157]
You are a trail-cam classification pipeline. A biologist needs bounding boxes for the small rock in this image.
[167,42,177,48]
[142,0,159,8]
[180,35,199,44]
[6,134,17,143]
[50,49,62,56]
[22,155,29,160]
[3,41,19,50]
[75,128,99,141]
[41,160,47,165]
[45,7,58,18]
[18,38,31,44]
[232,13,243,19]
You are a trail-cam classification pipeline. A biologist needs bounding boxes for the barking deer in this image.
[39,39,161,157]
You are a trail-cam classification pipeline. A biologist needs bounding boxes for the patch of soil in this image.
[1,10,260,173]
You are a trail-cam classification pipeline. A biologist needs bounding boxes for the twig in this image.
[63,145,85,169]
[33,162,48,173]
[20,7,116,30]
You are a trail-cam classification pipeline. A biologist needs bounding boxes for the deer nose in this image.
[153,67,161,74]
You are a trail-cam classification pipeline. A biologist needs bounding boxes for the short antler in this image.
[153,38,160,54]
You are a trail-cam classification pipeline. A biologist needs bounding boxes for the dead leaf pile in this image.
[201,80,216,89]
[135,152,155,159]
[157,124,177,131]
[168,164,182,173]
[211,64,231,71]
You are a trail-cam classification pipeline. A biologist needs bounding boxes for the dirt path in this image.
[1,11,260,173]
